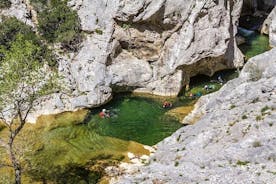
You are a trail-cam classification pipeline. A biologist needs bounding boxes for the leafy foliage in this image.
[0,30,60,184]
[37,0,82,51]
[0,17,57,67]
[0,33,59,120]
[0,17,34,49]
[29,0,48,12]
[0,0,11,9]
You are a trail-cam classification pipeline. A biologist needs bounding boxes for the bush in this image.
[242,115,248,119]
[0,0,11,9]
[37,0,82,51]
[0,17,34,49]
[30,0,48,12]
[0,17,57,67]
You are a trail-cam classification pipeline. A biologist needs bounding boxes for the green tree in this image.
[0,17,34,49]
[0,0,11,9]
[0,33,59,184]
[0,17,57,67]
[37,0,82,51]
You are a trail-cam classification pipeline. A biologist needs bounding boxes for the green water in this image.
[2,95,189,183]
[239,32,270,59]
[87,95,185,146]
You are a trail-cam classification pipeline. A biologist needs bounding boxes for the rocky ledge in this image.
[111,48,276,184]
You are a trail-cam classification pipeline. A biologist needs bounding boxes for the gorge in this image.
[0,0,276,183]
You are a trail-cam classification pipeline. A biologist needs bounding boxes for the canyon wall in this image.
[262,6,276,46]
[112,18,276,184]
[3,0,244,122]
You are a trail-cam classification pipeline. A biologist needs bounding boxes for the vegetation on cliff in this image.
[0,17,57,67]
[36,0,82,51]
[0,0,11,9]
[0,17,60,184]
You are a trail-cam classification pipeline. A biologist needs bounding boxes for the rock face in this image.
[1,0,246,122]
[262,6,276,47]
[111,47,276,184]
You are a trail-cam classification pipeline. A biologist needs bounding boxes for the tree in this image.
[37,0,82,51]
[0,0,11,9]
[0,33,59,184]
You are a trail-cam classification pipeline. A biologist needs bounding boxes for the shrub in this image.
[0,17,34,49]
[37,0,82,51]
[252,141,262,148]
[95,29,103,35]
[256,115,262,121]
[242,115,248,119]
[0,17,57,67]
[30,0,48,12]
[0,0,11,9]
[261,106,270,113]
[236,160,250,166]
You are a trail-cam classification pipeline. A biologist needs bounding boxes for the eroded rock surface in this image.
[1,0,246,122]
[111,47,276,184]
[262,6,276,47]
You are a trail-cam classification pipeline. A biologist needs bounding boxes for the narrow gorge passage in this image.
[238,1,272,59]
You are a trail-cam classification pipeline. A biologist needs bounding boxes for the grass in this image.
[261,106,270,114]
[252,141,262,148]
[236,160,250,166]
[256,115,262,121]
[95,29,103,35]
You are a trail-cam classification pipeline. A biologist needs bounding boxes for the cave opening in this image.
[178,69,238,98]
[239,0,274,31]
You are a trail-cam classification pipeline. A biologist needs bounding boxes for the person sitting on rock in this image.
[162,101,172,108]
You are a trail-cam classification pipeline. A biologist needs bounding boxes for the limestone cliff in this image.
[111,39,276,184]
[0,0,248,122]
[262,6,276,46]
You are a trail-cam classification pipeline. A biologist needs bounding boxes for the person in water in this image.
[99,109,110,118]
[162,101,172,108]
